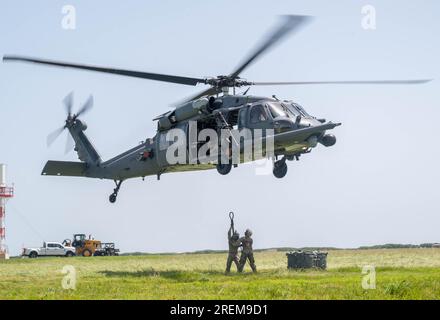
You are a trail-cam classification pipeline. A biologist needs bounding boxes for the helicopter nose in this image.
[298,118,317,128]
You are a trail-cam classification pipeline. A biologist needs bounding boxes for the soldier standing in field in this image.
[238,229,257,273]
[225,225,241,273]
[225,212,242,273]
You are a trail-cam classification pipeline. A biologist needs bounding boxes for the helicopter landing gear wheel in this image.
[109,180,123,203]
[273,158,288,179]
[217,163,232,175]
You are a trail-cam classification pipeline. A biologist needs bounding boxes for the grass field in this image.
[1,248,440,299]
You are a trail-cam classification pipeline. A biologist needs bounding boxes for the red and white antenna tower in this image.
[0,164,14,259]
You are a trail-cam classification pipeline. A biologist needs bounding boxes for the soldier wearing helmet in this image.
[238,228,257,272]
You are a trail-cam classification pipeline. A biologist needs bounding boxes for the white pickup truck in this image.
[22,242,76,258]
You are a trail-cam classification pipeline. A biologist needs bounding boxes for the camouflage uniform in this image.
[225,226,241,273]
[238,229,257,272]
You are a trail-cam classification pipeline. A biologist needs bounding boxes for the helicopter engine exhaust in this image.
[174,98,209,122]
[158,98,211,131]
[320,134,337,147]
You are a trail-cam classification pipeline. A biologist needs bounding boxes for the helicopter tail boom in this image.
[67,120,102,165]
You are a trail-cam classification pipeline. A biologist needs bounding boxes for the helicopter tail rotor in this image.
[47,92,94,154]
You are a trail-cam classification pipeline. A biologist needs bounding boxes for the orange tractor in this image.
[63,234,119,257]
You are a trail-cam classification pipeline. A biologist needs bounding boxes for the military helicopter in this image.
[3,15,430,203]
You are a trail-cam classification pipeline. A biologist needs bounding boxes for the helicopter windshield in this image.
[267,102,288,118]
[268,101,303,119]
[284,102,310,117]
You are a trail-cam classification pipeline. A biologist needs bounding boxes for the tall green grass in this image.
[1,249,440,299]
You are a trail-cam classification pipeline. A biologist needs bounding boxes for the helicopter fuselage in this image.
[42,94,340,186]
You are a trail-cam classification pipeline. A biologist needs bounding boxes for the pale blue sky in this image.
[0,1,439,255]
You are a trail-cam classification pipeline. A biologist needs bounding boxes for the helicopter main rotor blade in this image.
[229,15,312,79]
[187,87,222,102]
[174,86,222,106]
[76,95,93,118]
[3,55,205,86]
[251,79,432,85]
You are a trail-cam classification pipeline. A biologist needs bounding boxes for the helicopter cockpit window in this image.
[281,103,299,118]
[267,102,288,118]
[250,105,268,124]
[238,107,247,129]
[288,102,310,117]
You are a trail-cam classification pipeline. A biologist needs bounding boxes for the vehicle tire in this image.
[29,251,38,258]
[65,251,74,257]
[216,163,232,175]
[82,249,92,257]
[273,161,288,179]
